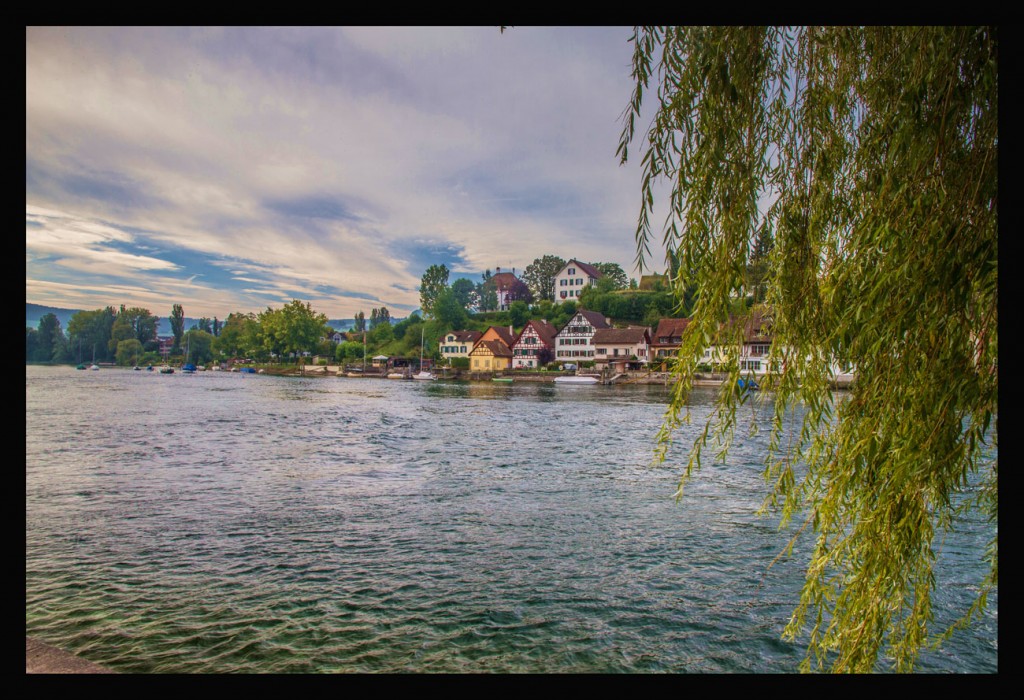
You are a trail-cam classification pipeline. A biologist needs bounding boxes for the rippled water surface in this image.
[26,366,997,672]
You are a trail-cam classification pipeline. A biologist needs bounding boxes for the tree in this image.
[619,26,997,672]
[450,278,478,311]
[170,304,185,355]
[34,313,64,363]
[505,278,534,305]
[214,312,259,360]
[433,288,469,330]
[419,264,450,318]
[522,254,566,302]
[370,307,391,329]
[508,300,530,328]
[115,339,144,366]
[182,329,214,364]
[67,307,116,363]
[354,311,366,333]
[590,262,629,289]
[259,300,329,362]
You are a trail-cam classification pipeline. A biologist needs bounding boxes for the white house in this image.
[592,327,652,371]
[553,259,603,303]
[554,310,611,362]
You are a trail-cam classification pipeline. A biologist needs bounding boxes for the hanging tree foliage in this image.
[618,26,997,672]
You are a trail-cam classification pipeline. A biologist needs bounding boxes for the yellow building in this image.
[468,340,513,371]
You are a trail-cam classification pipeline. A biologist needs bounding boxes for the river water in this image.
[25,366,996,673]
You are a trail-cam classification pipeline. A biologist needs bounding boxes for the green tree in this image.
[354,311,366,333]
[34,313,64,363]
[214,312,259,360]
[433,288,469,330]
[522,254,566,302]
[419,264,450,318]
[620,26,997,672]
[590,262,629,289]
[67,307,116,363]
[170,304,185,355]
[450,278,478,311]
[508,300,530,328]
[183,329,214,364]
[259,300,329,363]
[115,339,144,366]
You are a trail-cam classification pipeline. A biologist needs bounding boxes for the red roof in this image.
[470,340,514,357]
[653,318,691,344]
[592,327,651,345]
[566,259,604,279]
[515,319,558,347]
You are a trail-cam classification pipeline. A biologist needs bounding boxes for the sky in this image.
[26,26,659,320]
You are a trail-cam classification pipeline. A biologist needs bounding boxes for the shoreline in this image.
[26,637,114,674]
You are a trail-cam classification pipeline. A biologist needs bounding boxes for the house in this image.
[738,310,773,374]
[651,317,691,365]
[553,259,604,303]
[511,319,558,369]
[439,330,482,362]
[478,325,517,348]
[157,336,174,357]
[488,267,524,311]
[592,327,652,372]
[554,310,611,361]
[324,328,345,344]
[469,340,513,372]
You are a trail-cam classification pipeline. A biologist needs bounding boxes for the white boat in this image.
[554,375,599,384]
[413,327,436,380]
[387,372,407,379]
[89,364,100,371]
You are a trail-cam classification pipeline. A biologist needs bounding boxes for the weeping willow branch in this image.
[621,25,997,673]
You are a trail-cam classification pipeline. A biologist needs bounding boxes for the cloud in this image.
[26,27,648,319]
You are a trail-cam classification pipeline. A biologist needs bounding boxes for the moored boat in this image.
[554,375,599,384]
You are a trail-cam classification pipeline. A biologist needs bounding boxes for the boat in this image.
[159,365,174,374]
[387,371,407,379]
[413,327,437,380]
[146,365,154,371]
[76,364,87,370]
[89,364,100,371]
[182,363,197,374]
[133,366,141,371]
[491,377,513,383]
[239,367,256,374]
[737,378,759,391]
[554,375,599,384]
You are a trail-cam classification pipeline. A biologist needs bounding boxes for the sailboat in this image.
[181,335,196,373]
[89,343,100,370]
[412,327,436,380]
[76,338,86,369]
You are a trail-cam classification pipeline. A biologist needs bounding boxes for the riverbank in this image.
[26,637,114,673]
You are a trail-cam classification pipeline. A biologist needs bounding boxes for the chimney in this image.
[496,266,501,274]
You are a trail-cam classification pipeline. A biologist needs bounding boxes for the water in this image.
[25,366,997,673]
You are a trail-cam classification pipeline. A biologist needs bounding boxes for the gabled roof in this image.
[515,319,558,347]
[484,325,517,347]
[592,327,651,345]
[444,330,482,344]
[653,318,691,344]
[470,339,514,357]
[562,259,603,280]
[489,272,520,291]
[577,309,611,329]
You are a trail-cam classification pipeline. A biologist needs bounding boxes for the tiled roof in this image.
[490,272,519,290]
[653,318,691,343]
[487,325,517,347]
[566,259,604,279]
[471,339,513,357]
[448,330,482,344]
[592,327,650,345]
[517,319,557,347]
[577,309,611,329]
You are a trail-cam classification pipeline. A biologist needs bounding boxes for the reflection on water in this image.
[26,366,996,673]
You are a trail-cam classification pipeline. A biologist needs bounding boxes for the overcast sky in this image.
[27,26,659,320]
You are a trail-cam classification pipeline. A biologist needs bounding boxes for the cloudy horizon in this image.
[27,26,666,321]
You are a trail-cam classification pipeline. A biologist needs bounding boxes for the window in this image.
[560,279,567,286]
[568,268,575,275]
[597,348,606,354]
[560,291,567,299]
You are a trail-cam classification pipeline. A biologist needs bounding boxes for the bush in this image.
[450,357,470,369]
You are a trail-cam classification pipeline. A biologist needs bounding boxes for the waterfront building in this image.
[488,267,523,311]
[592,326,652,372]
[554,310,611,362]
[651,318,691,366]
[469,340,513,371]
[511,319,557,369]
[439,330,482,362]
[553,259,603,303]
[478,325,517,349]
